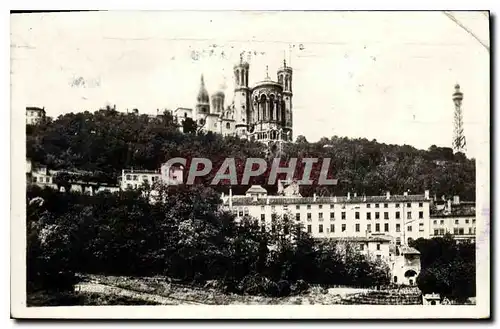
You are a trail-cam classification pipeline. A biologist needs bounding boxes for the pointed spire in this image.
[265,65,269,79]
[283,50,287,67]
[197,74,209,103]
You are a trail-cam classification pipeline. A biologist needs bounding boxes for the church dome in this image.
[197,74,210,104]
[212,90,225,98]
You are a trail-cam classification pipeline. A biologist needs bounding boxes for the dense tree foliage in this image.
[411,235,475,301]
[27,110,475,199]
[26,185,389,296]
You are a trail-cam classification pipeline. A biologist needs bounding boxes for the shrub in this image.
[238,274,281,297]
[291,279,310,295]
[277,280,291,297]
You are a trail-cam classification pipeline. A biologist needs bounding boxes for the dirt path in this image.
[75,282,204,305]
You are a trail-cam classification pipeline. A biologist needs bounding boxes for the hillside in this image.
[26,108,475,200]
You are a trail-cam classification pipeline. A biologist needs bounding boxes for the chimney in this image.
[266,197,270,205]
[363,195,366,202]
[453,195,460,205]
[229,187,233,210]
[386,191,390,200]
[347,192,351,200]
[403,191,408,197]
[425,190,430,200]
[447,199,452,212]
[334,196,337,203]
[313,193,317,202]
[354,192,357,198]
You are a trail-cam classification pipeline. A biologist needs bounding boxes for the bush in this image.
[277,280,291,297]
[291,279,310,295]
[237,274,281,297]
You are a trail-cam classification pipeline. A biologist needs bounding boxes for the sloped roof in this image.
[245,185,268,194]
[227,194,429,206]
[399,246,420,255]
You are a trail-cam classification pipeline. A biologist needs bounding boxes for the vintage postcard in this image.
[10,10,490,319]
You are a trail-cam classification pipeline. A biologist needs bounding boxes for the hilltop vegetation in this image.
[26,108,475,199]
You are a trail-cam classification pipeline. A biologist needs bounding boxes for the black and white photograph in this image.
[10,10,490,319]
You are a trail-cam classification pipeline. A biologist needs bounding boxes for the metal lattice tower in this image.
[452,84,466,154]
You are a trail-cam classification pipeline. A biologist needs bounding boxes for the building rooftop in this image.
[399,246,420,255]
[123,169,160,175]
[327,235,393,243]
[252,80,283,90]
[226,194,429,206]
[26,106,46,112]
[245,185,268,195]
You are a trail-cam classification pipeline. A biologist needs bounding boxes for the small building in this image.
[121,169,161,190]
[390,245,421,286]
[430,195,476,242]
[173,107,194,131]
[121,163,184,190]
[30,165,55,188]
[26,158,32,175]
[422,293,441,305]
[160,163,184,185]
[245,185,268,199]
[329,235,392,262]
[26,107,46,125]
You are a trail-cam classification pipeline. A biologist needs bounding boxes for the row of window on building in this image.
[125,174,160,182]
[257,220,424,234]
[277,202,424,210]
[433,227,475,236]
[235,207,425,221]
[433,218,475,225]
[300,223,424,234]
[32,176,51,183]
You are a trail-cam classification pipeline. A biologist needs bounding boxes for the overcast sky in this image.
[11,11,489,158]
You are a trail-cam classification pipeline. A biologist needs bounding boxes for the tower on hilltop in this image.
[233,54,250,136]
[277,57,293,140]
[452,84,466,154]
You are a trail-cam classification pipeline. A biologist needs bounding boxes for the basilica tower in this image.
[277,59,293,141]
[196,74,210,117]
[233,56,250,136]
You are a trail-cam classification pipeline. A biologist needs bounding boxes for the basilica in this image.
[173,57,294,143]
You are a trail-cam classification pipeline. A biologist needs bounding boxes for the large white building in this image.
[222,184,432,246]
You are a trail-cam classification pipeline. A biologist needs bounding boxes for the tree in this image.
[182,117,198,134]
[412,236,475,301]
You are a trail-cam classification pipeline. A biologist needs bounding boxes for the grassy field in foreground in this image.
[27,290,161,306]
[78,274,368,305]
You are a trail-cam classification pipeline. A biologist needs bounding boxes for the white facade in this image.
[121,169,161,190]
[26,107,46,125]
[31,166,55,187]
[222,188,432,244]
[390,246,421,286]
[331,236,392,262]
[121,164,184,190]
[160,163,184,185]
[430,215,476,242]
